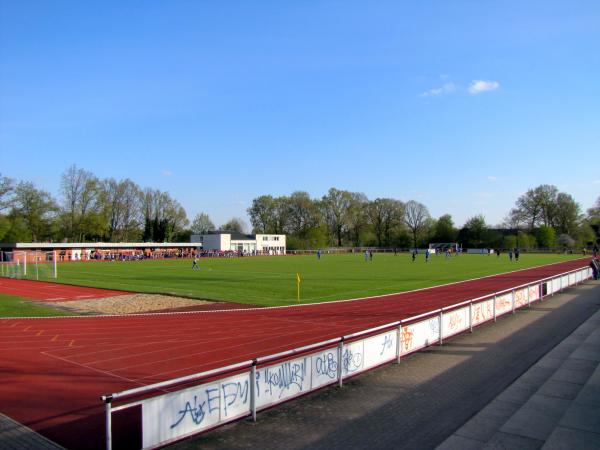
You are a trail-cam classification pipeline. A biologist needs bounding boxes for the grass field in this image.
[42,252,584,307]
[0,293,76,317]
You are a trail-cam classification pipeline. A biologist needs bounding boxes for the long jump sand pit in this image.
[46,293,213,315]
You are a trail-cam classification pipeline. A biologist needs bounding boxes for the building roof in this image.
[206,231,256,240]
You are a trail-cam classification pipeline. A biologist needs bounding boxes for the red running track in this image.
[0,277,128,301]
[0,259,590,449]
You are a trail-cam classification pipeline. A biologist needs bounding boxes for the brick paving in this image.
[0,414,65,450]
[170,282,600,450]
[438,297,600,450]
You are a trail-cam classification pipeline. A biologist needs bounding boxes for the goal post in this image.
[0,250,57,280]
[29,250,58,280]
[0,251,27,279]
[428,243,460,253]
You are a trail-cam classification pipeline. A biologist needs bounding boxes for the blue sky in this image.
[1,0,599,228]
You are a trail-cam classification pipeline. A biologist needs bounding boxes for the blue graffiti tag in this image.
[315,351,338,379]
[221,380,249,417]
[342,347,363,373]
[170,395,206,429]
[380,334,393,355]
[262,359,307,398]
[429,317,439,335]
[170,388,219,429]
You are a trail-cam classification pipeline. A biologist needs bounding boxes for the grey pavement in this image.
[0,414,65,450]
[171,281,600,450]
[437,296,600,450]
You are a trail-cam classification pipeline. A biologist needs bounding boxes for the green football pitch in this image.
[49,252,584,307]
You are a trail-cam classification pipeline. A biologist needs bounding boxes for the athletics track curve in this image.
[0,258,591,449]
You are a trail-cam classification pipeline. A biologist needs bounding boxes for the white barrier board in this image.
[528,285,540,302]
[362,330,397,370]
[341,341,364,376]
[255,356,310,409]
[442,306,469,339]
[142,372,250,448]
[551,278,560,294]
[495,293,513,316]
[514,287,528,309]
[472,299,494,326]
[400,317,440,355]
[312,348,339,389]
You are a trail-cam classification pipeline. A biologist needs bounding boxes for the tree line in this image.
[1,169,598,250]
[0,166,192,243]
[246,187,599,250]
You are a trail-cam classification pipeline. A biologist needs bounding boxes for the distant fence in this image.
[101,265,593,449]
[286,247,589,255]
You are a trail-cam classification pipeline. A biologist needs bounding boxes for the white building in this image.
[191,232,286,255]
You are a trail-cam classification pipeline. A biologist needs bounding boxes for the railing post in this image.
[338,338,344,388]
[512,289,515,315]
[493,295,497,322]
[560,275,563,292]
[102,395,113,450]
[469,301,473,333]
[396,324,402,364]
[439,310,444,345]
[527,284,531,308]
[540,282,544,302]
[250,360,257,422]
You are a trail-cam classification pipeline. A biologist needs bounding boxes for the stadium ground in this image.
[45,253,582,306]
[0,258,590,449]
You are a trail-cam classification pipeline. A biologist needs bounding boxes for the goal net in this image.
[428,243,459,252]
[0,251,57,280]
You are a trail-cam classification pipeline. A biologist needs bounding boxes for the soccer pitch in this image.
[50,253,584,307]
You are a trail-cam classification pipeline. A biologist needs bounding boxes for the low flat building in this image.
[0,242,201,261]
[191,232,286,255]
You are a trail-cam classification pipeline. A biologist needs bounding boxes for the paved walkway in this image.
[172,281,600,450]
[0,414,64,450]
[437,302,600,449]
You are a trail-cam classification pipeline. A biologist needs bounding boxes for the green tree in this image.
[0,174,15,212]
[248,195,277,233]
[463,215,487,248]
[511,184,559,229]
[367,198,404,247]
[321,188,353,246]
[432,214,457,242]
[285,192,320,236]
[2,214,31,242]
[191,212,216,234]
[536,225,556,248]
[553,192,581,235]
[346,192,368,246]
[13,182,58,241]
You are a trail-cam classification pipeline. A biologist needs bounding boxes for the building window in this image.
[263,236,268,241]
[273,236,279,241]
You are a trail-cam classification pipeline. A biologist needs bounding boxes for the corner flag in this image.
[296,273,301,303]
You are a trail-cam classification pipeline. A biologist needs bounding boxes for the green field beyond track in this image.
[0,293,75,317]
[49,253,584,307]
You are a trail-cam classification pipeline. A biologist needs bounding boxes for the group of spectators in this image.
[52,247,289,262]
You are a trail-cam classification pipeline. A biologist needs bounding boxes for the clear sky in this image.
[1,1,599,228]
